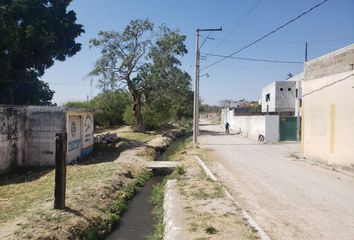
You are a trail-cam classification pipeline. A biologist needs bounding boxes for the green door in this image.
[279,117,298,141]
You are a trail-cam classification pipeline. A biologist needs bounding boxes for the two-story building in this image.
[261,73,303,115]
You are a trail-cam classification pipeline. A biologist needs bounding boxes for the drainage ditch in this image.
[106,136,188,240]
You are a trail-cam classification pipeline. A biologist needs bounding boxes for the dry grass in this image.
[174,148,259,240]
[95,125,156,143]
[0,125,163,239]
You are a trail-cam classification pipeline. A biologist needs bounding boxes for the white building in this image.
[261,81,296,113]
[261,73,303,115]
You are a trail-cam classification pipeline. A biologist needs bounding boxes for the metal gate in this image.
[279,117,298,141]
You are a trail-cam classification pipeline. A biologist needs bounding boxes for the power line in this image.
[199,31,213,49]
[209,0,264,54]
[201,37,354,43]
[302,73,354,98]
[205,53,303,64]
[202,0,329,70]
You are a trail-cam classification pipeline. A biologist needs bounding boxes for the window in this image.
[280,88,283,91]
[265,93,270,102]
[288,88,291,91]
[295,89,298,98]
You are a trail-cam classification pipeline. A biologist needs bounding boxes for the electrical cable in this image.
[202,0,329,70]
[209,0,264,54]
[205,53,303,64]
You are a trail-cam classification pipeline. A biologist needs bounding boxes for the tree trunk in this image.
[133,98,144,132]
[127,81,144,132]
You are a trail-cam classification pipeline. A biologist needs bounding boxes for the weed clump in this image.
[176,165,186,175]
[205,226,218,235]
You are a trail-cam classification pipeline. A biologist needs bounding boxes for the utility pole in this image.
[90,79,93,100]
[193,27,222,148]
[54,133,67,210]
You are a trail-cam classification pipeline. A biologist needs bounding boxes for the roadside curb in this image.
[195,155,271,240]
[164,179,185,240]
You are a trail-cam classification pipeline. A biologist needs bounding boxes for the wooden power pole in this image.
[54,133,67,210]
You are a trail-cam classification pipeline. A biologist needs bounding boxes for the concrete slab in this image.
[146,161,178,170]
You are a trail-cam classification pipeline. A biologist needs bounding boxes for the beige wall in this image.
[302,46,354,166]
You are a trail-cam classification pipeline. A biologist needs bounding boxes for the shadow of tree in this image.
[0,137,147,185]
[0,167,53,186]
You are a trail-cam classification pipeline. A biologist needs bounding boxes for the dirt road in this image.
[199,122,354,240]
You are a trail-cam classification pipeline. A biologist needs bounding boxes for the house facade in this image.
[302,44,354,166]
[261,73,303,115]
[261,81,296,113]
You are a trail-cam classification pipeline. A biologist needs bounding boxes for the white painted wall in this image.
[265,115,280,142]
[261,82,276,112]
[302,44,354,167]
[66,111,94,163]
[249,116,265,141]
[229,115,279,142]
[302,71,354,166]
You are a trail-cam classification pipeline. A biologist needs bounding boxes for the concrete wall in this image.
[230,115,279,142]
[265,115,280,142]
[221,108,233,127]
[25,106,66,166]
[0,106,93,173]
[275,81,296,112]
[305,44,354,81]
[0,106,26,173]
[302,44,354,166]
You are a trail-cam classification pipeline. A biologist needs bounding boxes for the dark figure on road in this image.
[225,122,230,134]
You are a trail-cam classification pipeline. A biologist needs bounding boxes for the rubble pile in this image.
[94,132,119,144]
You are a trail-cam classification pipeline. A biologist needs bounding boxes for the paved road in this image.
[199,122,354,240]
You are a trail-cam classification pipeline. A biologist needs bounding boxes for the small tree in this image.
[89,19,153,132]
[286,72,293,80]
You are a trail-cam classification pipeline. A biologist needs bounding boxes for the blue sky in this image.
[41,0,354,105]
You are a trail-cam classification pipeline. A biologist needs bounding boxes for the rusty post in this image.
[54,133,67,210]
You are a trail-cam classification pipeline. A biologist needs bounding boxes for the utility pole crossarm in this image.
[197,27,222,32]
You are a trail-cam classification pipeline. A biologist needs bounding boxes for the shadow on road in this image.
[199,123,215,126]
[202,143,261,146]
[200,129,237,136]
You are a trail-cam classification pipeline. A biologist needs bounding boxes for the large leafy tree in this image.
[90,20,193,131]
[0,0,84,105]
[90,19,153,132]
[139,26,192,121]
